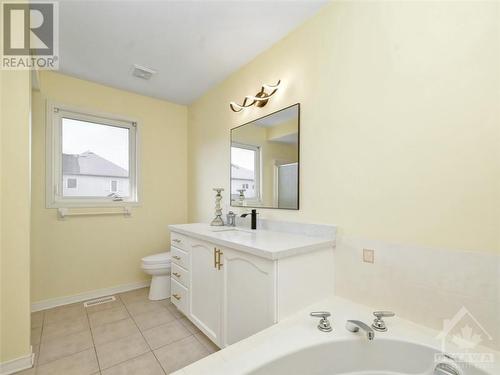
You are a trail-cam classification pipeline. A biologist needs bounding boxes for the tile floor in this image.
[21,288,218,375]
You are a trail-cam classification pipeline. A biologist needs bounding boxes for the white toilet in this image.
[141,252,171,300]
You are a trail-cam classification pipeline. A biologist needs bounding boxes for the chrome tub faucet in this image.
[346,320,375,340]
[310,311,333,332]
[372,311,395,332]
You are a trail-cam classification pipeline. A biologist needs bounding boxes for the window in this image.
[230,144,260,201]
[67,178,77,189]
[47,103,138,207]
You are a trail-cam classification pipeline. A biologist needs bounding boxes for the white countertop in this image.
[173,296,499,375]
[169,223,335,260]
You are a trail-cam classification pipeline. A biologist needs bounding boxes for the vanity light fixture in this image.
[229,80,281,112]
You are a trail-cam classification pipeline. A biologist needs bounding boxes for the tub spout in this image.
[346,320,375,340]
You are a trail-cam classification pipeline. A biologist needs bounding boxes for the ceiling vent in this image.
[132,64,156,80]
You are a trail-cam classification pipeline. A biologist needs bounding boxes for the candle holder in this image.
[237,189,246,206]
[210,188,225,226]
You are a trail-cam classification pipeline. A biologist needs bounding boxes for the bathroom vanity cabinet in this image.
[169,223,335,348]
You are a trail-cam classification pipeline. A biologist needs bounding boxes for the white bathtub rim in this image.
[176,296,499,375]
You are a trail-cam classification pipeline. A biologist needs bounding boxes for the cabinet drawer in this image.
[171,246,189,270]
[171,279,188,315]
[171,232,188,251]
[171,263,189,288]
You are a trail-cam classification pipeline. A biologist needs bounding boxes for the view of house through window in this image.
[231,145,259,200]
[62,118,130,198]
[67,178,77,189]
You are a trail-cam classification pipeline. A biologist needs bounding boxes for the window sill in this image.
[47,200,140,209]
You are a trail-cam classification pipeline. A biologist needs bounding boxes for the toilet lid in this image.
[142,252,171,266]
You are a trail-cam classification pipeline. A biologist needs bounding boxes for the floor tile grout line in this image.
[90,292,160,373]
[192,332,217,354]
[33,297,135,372]
[35,311,93,371]
[37,306,96,371]
[126,294,211,371]
[35,346,95,371]
[92,295,141,372]
[120,293,168,375]
[33,311,45,375]
[85,301,103,374]
[38,318,90,347]
[33,289,201,374]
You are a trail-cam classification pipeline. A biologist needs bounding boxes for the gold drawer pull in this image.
[172,239,181,243]
[217,250,223,270]
[172,272,181,278]
[173,256,181,260]
[172,294,181,300]
[213,248,223,270]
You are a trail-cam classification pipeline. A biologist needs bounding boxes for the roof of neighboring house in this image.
[63,151,128,177]
[231,164,254,180]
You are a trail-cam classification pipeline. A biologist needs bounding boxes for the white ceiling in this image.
[58,0,327,105]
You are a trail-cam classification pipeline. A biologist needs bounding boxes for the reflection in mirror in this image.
[231,104,299,209]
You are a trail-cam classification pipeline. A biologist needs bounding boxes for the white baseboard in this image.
[0,348,33,375]
[31,280,150,312]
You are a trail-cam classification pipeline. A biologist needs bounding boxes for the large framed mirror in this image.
[230,103,299,209]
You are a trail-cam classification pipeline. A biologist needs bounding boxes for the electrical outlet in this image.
[363,248,374,263]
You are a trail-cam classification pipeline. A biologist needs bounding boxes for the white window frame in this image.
[46,102,140,208]
[230,142,261,204]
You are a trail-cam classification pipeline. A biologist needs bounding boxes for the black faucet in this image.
[240,209,258,230]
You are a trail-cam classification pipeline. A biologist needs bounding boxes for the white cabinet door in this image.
[189,240,222,346]
[221,247,276,346]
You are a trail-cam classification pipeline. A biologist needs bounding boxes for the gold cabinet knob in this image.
[172,294,181,300]
[173,255,181,260]
[172,272,181,278]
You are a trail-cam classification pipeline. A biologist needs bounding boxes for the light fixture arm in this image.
[230,80,281,112]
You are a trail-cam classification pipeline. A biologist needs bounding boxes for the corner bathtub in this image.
[173,297,498,375]
[248,338,487,375]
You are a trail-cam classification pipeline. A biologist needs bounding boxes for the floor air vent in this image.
[83,296,116,308]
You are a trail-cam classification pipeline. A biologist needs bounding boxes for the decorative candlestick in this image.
[210,188,225,226]
[237,189,246,206]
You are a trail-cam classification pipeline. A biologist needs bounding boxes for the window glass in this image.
[231,146,258,199]
[61,118,130,198]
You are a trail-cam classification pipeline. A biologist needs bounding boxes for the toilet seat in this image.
[142,252,171,267]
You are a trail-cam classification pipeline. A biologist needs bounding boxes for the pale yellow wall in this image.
[0,69,32,362]
[188,1,500,253]
[266,119,297,141]
[31,72,188,303]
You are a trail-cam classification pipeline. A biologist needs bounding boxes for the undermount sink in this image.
[209,227,252,233]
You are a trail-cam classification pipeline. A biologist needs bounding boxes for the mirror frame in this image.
[230,103,300,210]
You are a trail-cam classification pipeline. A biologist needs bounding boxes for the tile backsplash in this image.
[334,237,500,350]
